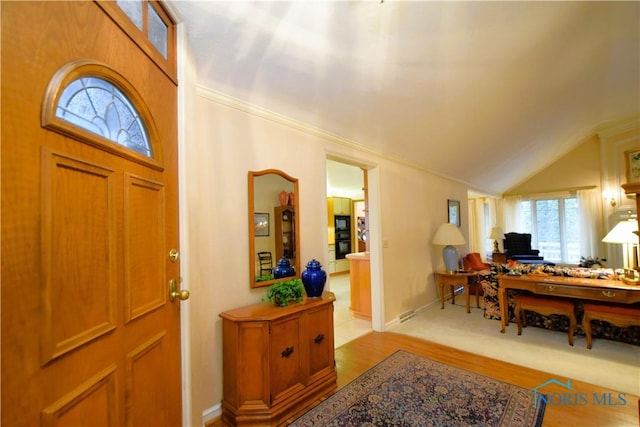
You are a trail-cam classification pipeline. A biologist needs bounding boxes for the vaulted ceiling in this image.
[172,1,639,195]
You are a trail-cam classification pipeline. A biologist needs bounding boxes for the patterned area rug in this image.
[291,350,546,426]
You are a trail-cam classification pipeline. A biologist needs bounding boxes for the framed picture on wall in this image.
[625,149,640,184]
[254,213,269,236]
[448,199,461,227]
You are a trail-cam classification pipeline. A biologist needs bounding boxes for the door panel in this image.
[41,150,118,363]
[41,366,118,427]
[126,333,169,426]
[306,304,335,383]
[270,316,304,404]
[1,2,181,426]
[125,174,166,322]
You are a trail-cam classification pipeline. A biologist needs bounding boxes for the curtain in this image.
[468,198,485,254]
[468,197,506,258]
[577,188,603,259]
[503,195,522,232]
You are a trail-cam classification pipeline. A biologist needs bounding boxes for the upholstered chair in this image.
[462,252,490,271]
[503,232,544,261]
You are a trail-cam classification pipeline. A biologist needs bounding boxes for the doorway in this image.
[326,159,372,347]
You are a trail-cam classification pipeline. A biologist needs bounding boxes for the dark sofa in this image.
[479,263,640,346]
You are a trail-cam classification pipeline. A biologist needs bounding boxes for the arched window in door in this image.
[56,76,151,156]
[42,60,163,169]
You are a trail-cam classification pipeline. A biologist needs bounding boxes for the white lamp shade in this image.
[432,223,466,246]
[432,223,466,272]
[489,227,504,240]
[602,220,639,244]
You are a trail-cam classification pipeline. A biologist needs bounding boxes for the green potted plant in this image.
[579,256,607,268]
[262,278,305,307]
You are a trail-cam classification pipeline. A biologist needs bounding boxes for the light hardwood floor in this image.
[211,331,639,426]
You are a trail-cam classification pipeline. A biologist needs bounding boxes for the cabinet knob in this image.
[314,334,325,344]
[281,346,294,358]
[544,285,556,292]
[602,290,616,298]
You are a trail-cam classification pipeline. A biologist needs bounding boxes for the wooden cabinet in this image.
[346,253,371,319]
[490,252,507,264]
[328,246,350,275]
[220,293,337,426]
[622,181,640,274]
[328,196,351,216]
[328,244,336,273]
[327,197,352,272]
[334,259,349,273]
[327,197,351,244]
[274,206,296,266]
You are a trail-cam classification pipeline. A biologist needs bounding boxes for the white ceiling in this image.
[326,159,365,199]
[172,1,639,195]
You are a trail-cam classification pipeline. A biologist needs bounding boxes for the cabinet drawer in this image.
[534,283,629,302]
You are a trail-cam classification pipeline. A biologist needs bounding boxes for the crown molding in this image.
[596,115,640,140]
[195,85,484,192]
[196,85,378,154]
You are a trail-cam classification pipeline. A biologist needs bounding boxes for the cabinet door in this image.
[335,259,349,272]
[332,197,341,215]
[342,198,352,215]
[306,303,335,384]
[270,315,304,404]
[328,245,336,262]
[333,197,351,215]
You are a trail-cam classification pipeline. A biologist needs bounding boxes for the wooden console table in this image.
[434,271,480,313]
[497,274,640,333]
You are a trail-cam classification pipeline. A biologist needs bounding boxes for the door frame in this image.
[168,5,193,425]
[325,155,384,332]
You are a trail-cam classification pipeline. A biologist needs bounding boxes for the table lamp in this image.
[489,227,503,253]
[432,222,466,273]
[602,218,639,270]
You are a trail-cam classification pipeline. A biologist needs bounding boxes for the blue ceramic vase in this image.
[301,259,327,298]
[273,257,295,278]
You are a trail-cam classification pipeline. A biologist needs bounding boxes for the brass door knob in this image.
[169,278,190,301]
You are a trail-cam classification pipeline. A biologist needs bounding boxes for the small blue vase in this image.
[301,259,327,298]
[273,257,295,278]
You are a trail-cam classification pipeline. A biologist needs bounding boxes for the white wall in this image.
[183,88,469,423]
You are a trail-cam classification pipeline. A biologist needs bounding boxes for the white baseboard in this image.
[202,402,222,426]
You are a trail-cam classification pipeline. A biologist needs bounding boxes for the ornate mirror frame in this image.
[248,169,301,288]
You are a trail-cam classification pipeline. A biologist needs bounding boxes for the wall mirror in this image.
[248,169,300,288]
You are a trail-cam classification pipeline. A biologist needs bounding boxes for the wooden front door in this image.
[1,2,183,426]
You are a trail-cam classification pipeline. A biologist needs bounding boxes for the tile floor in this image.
[329,273,372,348]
